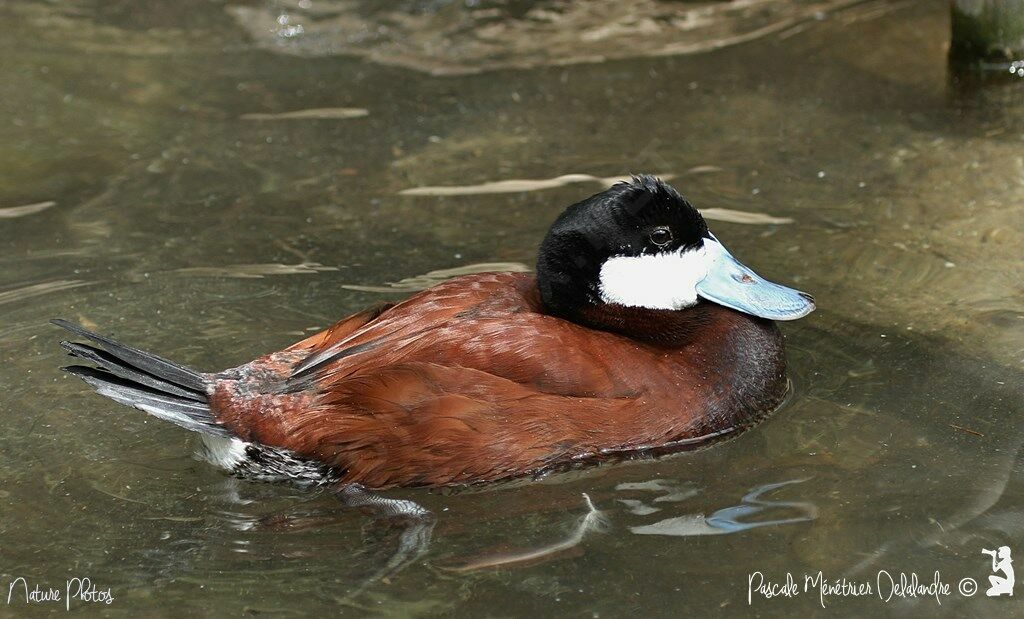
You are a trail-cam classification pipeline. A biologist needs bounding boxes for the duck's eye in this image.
[649,227,673,247]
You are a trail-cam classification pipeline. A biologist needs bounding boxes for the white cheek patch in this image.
[598,245,711,310]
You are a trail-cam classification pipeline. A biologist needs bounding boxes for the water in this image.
[2,0,1023,615]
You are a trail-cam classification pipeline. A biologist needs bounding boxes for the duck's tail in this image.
[52,319,231,437]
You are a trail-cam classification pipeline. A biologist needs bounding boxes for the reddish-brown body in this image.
[205,272,787,489]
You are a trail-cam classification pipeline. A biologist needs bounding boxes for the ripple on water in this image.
[342,262,532,293]
[174,263,339,279]
[0,200,56,218]
[239,107,369,120]
[0,280,94,306]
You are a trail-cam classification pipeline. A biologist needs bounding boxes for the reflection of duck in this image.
[55,176,814,489]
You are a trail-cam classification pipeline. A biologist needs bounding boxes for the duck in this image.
[54,175,814,491]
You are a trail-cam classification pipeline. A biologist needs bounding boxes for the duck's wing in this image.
[214,360,641,488]
[285,302,395,354]
[273,273,540,390]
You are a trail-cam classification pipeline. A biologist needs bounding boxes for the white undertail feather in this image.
[598,244,710,310]
[200,435,249,470]
[198,434,339,485]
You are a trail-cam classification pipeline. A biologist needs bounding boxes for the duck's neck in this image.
[572,301,720,347]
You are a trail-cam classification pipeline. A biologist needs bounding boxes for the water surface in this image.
[1,0,1022,616]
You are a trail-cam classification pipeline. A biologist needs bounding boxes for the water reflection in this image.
[0,201,57,218]
[630,479,817,536]
[227,0,884,75]
[444,494,607,572]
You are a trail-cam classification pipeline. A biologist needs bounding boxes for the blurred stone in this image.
[226,0,871,75]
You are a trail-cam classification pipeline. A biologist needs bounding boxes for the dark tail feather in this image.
[60,341,205,401]
[51,318,205,392]
[54,319,231,438]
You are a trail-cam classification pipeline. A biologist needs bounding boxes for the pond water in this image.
[1,0,1022,616]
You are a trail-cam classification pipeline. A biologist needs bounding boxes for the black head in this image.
[536,175,707,319]
[536,175,814,329]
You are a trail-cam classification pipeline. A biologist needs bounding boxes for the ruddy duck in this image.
[55,176,813,489]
